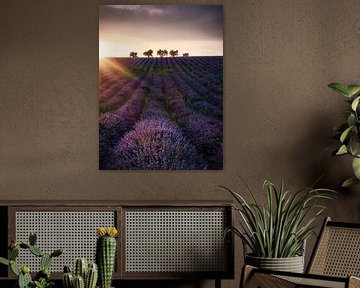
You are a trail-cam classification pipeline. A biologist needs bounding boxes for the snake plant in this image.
[220,178,335,258]
[328,83,360,187]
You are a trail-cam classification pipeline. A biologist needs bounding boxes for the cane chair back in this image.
[307,217,360,278]
[241,217,360,288]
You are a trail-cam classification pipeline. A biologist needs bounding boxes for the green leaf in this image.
[336,144,348,155]
[328,83,351,97]
[340,126,353,143]
[349,135,360,156]
[342,177,360,188]
[10,261,20,276]
[347,114,356,129]
[0,257,9,266]
[351,96,360,111]
[347,85,360,97]
[352,157,360,179]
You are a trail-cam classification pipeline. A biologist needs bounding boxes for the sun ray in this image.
[99,58,133,79]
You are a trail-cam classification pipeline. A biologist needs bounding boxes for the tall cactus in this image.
[96,227,118,288]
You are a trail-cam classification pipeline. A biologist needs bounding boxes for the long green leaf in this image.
[328,83,351,97]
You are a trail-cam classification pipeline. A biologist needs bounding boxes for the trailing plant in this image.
[328,82,360,187]
[220,178,335,258]
[96,227,118,288]
[62,259,98,288]
[0,232,63,288]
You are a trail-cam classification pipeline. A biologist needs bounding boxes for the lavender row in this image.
[99,84,149,169]
[112,118,208,170]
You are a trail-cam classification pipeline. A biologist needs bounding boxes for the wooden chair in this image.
[241,217,360,288]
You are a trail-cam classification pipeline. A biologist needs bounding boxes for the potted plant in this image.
[328,82,360,187]
[0,232,63,288]
[220,178,334,273]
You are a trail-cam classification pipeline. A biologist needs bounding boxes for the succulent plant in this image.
[0,232,63,288]
[62,260,98,288]
[85,262,98,288]
[96,227,118,288]
[73,275,85,288]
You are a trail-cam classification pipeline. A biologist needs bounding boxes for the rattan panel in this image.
[277,275,345,288]
[310,226,360,277]
[125,210,227,273]
[15,211,115,272]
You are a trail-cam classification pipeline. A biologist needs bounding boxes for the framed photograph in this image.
[99,5,223,170]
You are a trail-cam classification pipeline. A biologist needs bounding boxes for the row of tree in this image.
[129,50,189,58]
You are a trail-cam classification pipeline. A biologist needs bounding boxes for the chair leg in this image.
[240,265,255,288]
[215,278,221,288]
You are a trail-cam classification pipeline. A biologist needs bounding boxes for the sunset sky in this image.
[99,5,223,58]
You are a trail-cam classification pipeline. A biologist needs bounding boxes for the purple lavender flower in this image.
[113,119,207,170]
[179,114,223,169]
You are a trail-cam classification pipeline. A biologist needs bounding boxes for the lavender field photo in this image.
[99,5,223,170]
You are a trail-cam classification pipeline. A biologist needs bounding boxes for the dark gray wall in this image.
[1,0,360,287]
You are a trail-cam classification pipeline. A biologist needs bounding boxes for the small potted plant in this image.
[0,232,63,288]
[62,258,98,288]
[220,178,334,273]
[328,82,360,187]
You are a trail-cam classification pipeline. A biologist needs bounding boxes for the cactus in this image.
[35,268,50,281]
[10,260,20,276]
[63,259,98,288]
[51,248,64,257]
[18,270,32,288]
[9,246,19,260]
[74,258,88,279]
[41,253,52,270]
[29,232,37,246]
[0,257,9,266]
[74,275,85,288]
[85,263,98,288]
[96,227,118,288]
[0,232,63,288]
[29,245,44,257]
[63,272,74,288]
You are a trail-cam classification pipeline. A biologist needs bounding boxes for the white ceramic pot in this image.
[245,254,305,273]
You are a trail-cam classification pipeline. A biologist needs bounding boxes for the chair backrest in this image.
[307,217,360,277]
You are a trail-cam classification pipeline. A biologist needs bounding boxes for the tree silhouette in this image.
[169,50,178,57]
[182,53,189,57]
[143,49,153,57]
[157,49,164,57]
[157,49,169,57]
[130,52,138,57]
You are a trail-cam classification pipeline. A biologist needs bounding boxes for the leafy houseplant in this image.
[0,232,63,288]
[328,83,360,187]
[220,179,334,272]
